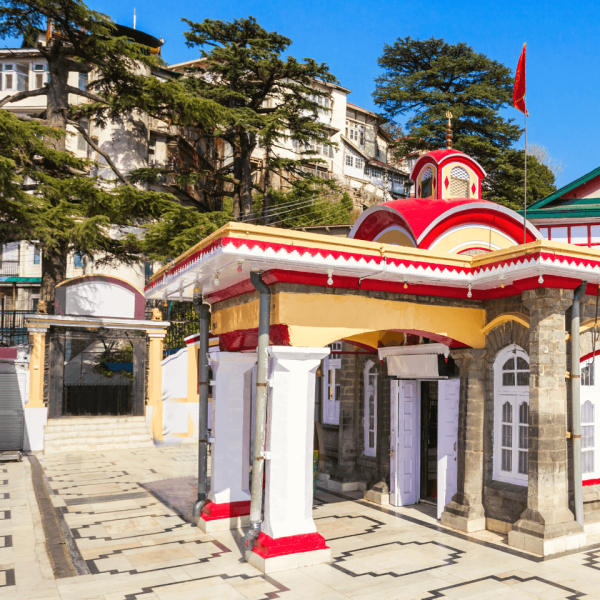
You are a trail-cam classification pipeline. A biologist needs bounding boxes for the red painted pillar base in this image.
[196,500,251,533]
[246,532,331,573]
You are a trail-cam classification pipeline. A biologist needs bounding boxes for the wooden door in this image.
[391,380,419,507]
[437,379,460,519]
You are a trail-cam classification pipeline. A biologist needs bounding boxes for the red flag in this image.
[513,44,528,116]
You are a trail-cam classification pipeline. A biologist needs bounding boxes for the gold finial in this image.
[445,111,453,149]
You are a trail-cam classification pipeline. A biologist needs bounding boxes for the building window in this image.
[449,166,470,198]
[355,157,363,170]
[31,244,41,265]
[79,72,89,91]
[322,342,342,425]
[74,251,84,268]
[494,345,530,486]
[345,155,353,167]
[581,357,599,481]
[421,166,433,198]
[364,360,378,457]
[77,120,89,154]
[32,63,47,89]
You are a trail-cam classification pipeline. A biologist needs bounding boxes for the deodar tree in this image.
[131,16,339,219]
[0,0,221,309]
[373,37,556,207]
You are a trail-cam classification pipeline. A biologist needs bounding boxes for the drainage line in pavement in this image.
[28,455,89,577]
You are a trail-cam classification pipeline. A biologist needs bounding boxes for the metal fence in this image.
[0,261,19,276]
[146,300,199,357]
[0,311,29,346]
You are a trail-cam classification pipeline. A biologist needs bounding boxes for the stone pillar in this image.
[197,351,256,532]
[247,346,330,573]
[146,332,165,443]
[509,288,586,555]
[441,348,486,532]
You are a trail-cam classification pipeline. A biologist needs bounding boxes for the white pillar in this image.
[247,346,330,573]
[197,351,256,532]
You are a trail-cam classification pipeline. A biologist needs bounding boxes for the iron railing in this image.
[0,310,29,346]
[0,261,19,276]
[146,300,199,357]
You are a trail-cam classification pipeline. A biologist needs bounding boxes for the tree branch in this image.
[66,119,129,185]
[66,86,109,105]
[0,87,48,109]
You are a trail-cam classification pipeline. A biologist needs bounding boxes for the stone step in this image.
[45,416,146,427]
[44,432,153,443]
[45,421,150,433]
[44,440,154,455]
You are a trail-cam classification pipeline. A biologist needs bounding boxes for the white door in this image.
[391,380,419,506]
[437,379,460,519]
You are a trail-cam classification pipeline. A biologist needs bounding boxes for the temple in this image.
[145,142,600,568]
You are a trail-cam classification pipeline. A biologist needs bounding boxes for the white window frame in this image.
[322,342,342,425]
[581,356,598,481]
[345,155,353,167]
[363,359,377,457]
[32,63,47,90]
[493,345,530,486]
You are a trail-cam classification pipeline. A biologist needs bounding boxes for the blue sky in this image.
[6,0,600,189]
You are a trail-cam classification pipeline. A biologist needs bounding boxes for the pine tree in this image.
[0,110,173,309]
[131,16,339,219]
[0,0,224,308]
[372,37,552,207]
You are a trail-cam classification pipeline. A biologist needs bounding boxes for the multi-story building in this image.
[167,61,412,209]
[0,26,210,318]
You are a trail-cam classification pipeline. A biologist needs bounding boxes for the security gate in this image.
[0,364,26,451]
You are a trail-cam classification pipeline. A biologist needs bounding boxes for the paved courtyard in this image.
[2,446,600,600]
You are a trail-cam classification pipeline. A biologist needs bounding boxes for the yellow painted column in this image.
[147,332,166,442]
[187,342,200,403]
[27,328,47,408]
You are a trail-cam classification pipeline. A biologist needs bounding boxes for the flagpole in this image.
[523,103,527,245]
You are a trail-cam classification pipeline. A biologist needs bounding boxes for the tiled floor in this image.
[2,445,600,599]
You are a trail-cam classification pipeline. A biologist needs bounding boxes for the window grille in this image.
[421,167,433,197]
[449,166,470,197]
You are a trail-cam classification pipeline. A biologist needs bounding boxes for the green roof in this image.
[523,164,600,212]
[0,277,41,283]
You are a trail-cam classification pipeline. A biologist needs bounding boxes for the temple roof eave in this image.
[145,223,600,304]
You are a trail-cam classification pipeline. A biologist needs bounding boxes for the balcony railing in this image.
[0,261,19,276]
[0,310,29,347]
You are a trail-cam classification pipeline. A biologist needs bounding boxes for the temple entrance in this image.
[391,378,459,518]
[420,381,438,503]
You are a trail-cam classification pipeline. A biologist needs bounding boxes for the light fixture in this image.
[163,292,168,307]
[500,276,505,289]
[403,279,408,290]
[327,269,333,286]
[237,260,244,273]
[194,285,200,293]
[467,284,472,299]
[213,272,220,286]
[538,274,544,284]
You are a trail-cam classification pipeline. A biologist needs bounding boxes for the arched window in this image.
[363,360,378,457]
[581,357,598,482]
[494,345,529,485]
[449,166,470,198]
[421,167,433,198]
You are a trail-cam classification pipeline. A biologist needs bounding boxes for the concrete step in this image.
[45,422,150,434]
[45,416,146,427]
[44,440,154,455]
[44,416,153,455]
[44,432,152,444]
